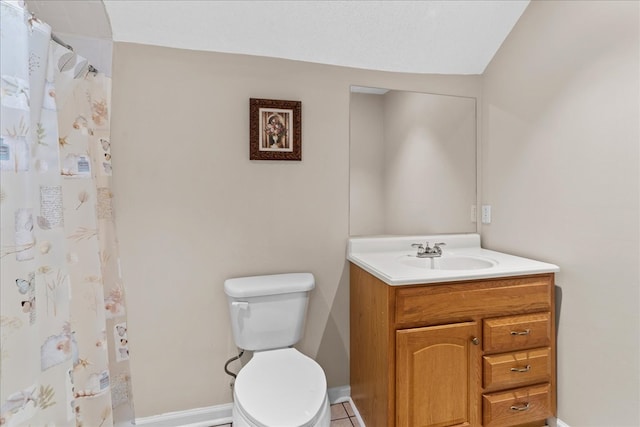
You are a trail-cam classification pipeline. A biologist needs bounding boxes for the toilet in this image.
[224,272,331,427]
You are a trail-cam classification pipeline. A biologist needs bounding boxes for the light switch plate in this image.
[481,205,491,224]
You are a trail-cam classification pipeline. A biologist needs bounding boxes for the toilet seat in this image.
[234,348,328,427]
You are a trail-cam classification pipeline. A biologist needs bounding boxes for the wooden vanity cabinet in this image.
[349,264,556,427]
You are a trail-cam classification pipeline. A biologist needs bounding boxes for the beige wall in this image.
[110,42,481,417]
[349,93,386,235]
[482,1,639,426]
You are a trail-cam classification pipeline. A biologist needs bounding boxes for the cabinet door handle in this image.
[510,365,531,373]
[510,329,531,336]
[471,337,480,345]
[510,402,530,411]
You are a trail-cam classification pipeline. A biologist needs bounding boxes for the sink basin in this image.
[348,234,559,285]
[398,255,496,270]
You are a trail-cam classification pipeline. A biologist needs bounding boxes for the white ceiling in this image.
[26,0,112,40]
[25,0,529,75]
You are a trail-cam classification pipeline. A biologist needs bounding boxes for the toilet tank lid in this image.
[224,273,315,298]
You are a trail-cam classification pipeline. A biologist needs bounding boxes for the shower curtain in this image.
[1,1,132,426]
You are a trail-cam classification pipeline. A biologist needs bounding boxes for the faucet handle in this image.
[411,243,426,254]
[433,242,446,254]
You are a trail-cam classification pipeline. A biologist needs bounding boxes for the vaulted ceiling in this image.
[25,0,529,75]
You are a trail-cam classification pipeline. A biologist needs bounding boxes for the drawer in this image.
[483,313,551,353]
[483,384,552,427]
[395,275,553,327]
[483,347,551,391]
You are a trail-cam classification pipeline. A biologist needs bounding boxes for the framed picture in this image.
[250,98,302,161]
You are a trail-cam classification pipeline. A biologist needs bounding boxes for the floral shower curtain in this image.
[1,1,132,426]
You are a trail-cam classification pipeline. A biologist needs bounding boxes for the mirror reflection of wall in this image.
[350,87,477,236]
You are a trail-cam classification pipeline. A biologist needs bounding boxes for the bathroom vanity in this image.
[348,234,559,427]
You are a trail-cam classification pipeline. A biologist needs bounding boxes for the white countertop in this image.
[347,234,559,285]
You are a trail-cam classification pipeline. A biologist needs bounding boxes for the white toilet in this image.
[224,272,331,427]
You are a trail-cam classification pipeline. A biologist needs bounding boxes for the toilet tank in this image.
[224,273,315,351]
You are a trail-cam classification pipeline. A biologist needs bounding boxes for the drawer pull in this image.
[510,329,531,336]
[510,402,530,412]
[510,364,531,373]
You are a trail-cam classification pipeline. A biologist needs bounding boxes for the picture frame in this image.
[250,98,302,161]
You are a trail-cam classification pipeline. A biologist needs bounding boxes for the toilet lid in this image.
[234,348,327,427]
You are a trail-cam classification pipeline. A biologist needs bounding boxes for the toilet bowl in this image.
[224,273,331,427]
[232,348,330,427]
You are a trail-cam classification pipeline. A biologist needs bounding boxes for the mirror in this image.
[349,86,477,236]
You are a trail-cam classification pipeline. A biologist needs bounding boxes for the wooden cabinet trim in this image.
[483,347,551,391]
[395,275,553,327]
[396,322,481,427]
[349,264,396,426]
[483,313,551,354]
[482,384,552,427]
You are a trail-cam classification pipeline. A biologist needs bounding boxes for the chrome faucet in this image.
[411,242,446,258]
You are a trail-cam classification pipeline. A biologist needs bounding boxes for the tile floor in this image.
[215,400,360,426]
[328,401,360,426]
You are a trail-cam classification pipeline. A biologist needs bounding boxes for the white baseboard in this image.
[345,396,365,427]
[131,403,233,427]
[547,417,570,427]
[130,385,351,427]
[327,384,351,403]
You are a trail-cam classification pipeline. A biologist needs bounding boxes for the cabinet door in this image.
[396,322,481,427]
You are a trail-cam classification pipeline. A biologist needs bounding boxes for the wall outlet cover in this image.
[481,205,491,224]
